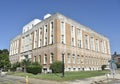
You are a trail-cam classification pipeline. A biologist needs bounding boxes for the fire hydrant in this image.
[25,76,28,84]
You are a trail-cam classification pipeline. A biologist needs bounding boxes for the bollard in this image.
[25,76,28,84]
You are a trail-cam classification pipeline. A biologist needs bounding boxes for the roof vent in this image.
[44,14,51,19]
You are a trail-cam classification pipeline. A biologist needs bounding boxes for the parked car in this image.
[0,69,7,77]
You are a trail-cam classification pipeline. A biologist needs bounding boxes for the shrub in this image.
[11,62,20,71]
[50,61,62,73]
[101,65,107,70]
[26,62,42,74]
[115,62,120,68]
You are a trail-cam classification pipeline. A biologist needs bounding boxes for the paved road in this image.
[0,73,120,84]
[0,75,65,84]
[0,75,25,84]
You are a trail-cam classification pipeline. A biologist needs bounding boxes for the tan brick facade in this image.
[9,13,111,72]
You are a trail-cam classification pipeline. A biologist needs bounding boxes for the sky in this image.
[0,0,120,54]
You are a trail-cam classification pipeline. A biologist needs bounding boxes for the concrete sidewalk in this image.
[4,73,120,84]
[26,73,120,84]
[65,74,120,84]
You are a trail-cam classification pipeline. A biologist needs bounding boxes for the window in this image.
[44,25,48,46]
[39,39,42,48]
[85,35,89,49]
[45,37,47,45]
[72,38,74,46]
[77,55,80,64]
[34,30,37,48]
[77,28,82,48]
[61,22,65,44]
[61,22,65,34]
[38,27,42,47]
[50,53,54,63]
[72,54,75,64]
[90,37,95,50]
[62,35,64,44]
[44,54,47,64]
[34,56,36,62]
[96,39,99,51]
[71,26,75,46]
[51,35,54,44]
[78,40,81,48]
[100,41,104,53]
[67,53,71,64]
[77,29,80,34]
[104,41,107,53]
[38,55,41,63]
[50,21,54,44]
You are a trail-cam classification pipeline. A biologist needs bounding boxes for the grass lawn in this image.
[8,70,108,81]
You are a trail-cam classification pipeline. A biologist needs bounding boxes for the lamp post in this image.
[62,52,64,77]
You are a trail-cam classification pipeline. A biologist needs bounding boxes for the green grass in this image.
[8,70,108,81]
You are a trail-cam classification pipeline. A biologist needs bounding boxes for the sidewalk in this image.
[65,73,120,84]
[25,73,120,84]
[5,73,120,84]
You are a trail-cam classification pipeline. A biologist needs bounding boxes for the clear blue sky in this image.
[0,0,120,54]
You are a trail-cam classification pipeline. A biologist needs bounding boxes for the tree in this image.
[50,61,62,73]
[115,62,120,68]
[0,49,10,70]
[11,62,20,71]
[21,59,31,72]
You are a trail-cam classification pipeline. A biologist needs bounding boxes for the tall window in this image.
[100,41,104,53]
[34,56,36,62]
[71,26,75,46]
[61,35,64,44]
[77,55,80,64]
[67,53,71,64]
[44,25,48,46]
[72,38,74,46]
[34,30,37,48]
[96,39,99,51]
[77,29,81,48]
[50,21,54,44]
[85,35,89,49]
[72,54,75,64]
[45,37,47,45]
[104,41,107,53]
[61,22,65,44]
[90,37,95,50]
[78,40,81,48]
[38,55,41,63]
[38,28,42,47]
[50,53,54,63]
[44,54,47,64]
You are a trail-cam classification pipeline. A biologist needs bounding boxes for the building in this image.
[9,13,111,72]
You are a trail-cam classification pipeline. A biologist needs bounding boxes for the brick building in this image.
[9,13,111,72]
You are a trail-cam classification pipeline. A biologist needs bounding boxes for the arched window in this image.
[44,54,47,64]
[50,53,54,63]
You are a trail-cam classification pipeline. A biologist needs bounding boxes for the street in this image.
[0,75,25,84]
[1,74,120,84]
[0,75,64,84]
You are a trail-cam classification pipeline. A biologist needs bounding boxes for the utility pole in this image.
[62,53,64,77]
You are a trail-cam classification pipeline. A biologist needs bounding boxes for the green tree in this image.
[115,62,120,68]
[50,61,62,73]
[0,49,10,70]
[11,62,21,71]
[21,59,31,72]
